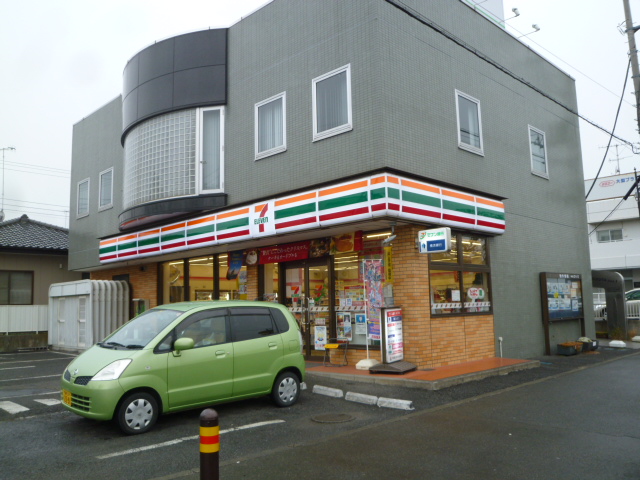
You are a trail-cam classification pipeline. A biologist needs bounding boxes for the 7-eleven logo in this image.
[252,201,275,237]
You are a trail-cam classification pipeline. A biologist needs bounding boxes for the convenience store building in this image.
[68,0,593,366]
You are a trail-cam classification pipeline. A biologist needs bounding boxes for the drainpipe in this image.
[498,337,503,357]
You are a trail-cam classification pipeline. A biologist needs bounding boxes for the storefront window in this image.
[262,262,279,302]
[429,233,491,315]
[189,256,214,301]
[162,260,185,304]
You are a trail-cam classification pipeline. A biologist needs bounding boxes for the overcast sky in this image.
[1,0,639,228]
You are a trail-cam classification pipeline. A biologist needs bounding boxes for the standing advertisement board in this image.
[381,308,403,363]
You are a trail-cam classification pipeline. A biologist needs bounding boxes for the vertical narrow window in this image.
[455,90,483,155]
[529,126,548,177]
[77,178,89,218]
[255,93,286,160]
[98,168,113,210]
[200,107,224,192]
[312,64,352,141]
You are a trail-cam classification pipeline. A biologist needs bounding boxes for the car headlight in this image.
[92,359,132,381]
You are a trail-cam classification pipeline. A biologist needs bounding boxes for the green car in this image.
[60,301,306,434]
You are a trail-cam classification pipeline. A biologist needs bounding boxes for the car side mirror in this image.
[173,337,195,356]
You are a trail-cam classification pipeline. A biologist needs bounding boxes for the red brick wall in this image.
[390,225,495,368]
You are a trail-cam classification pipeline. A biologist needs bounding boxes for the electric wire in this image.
[587,197,626,236]
[585,57,631,199]
[384,0,638,151]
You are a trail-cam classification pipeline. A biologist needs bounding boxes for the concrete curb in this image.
[345,391,378,405]
[312,385,343,398]
[315,386,414,410]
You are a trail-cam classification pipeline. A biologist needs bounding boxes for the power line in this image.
[4,166,69,179]
[4,160,69,174]
[3,201,68,214]
[385,0,638,152]
[585,58,631,199]
[4,197,68,208]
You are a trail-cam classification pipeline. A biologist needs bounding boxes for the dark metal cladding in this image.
[121,29,228,143]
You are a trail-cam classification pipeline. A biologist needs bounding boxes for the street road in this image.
[4,349,640,479]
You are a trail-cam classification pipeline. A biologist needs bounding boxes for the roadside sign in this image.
[418,227,451,254]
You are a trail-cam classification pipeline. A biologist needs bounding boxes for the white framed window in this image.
[255,92,286,160]
[597,229,623,243]
[455,90,484,155]
[98,168,113,211]
[312,64,353,142]
[199,106,225,193]
[529,126,548,178]
[77,178,89,218]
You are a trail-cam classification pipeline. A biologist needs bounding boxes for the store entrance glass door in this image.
[282,260,331,360]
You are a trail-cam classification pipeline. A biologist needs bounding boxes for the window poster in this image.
[315,325,327,350]
[364,259,383,340]
[355,314,367,335]
[337,312,352,341]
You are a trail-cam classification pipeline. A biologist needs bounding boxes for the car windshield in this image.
[100,308,182,349]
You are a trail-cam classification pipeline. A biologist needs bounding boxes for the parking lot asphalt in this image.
[165,339,640,480]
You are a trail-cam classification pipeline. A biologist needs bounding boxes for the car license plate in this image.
[62,389,72,406]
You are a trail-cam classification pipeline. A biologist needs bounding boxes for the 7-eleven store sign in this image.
[99,172,506,264]
[250,201,276,237]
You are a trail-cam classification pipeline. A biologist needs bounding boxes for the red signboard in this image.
[259,241,310,264]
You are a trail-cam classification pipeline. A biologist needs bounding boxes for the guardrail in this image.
[0,306,48,334]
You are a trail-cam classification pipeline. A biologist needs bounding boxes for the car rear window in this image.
[230,313,277,342]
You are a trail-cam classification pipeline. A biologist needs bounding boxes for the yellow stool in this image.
[323,339,349,366]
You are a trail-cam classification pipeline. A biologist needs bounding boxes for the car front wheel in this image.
[116,392,159,435]
[271,372,300,407]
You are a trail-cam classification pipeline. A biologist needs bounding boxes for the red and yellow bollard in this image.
[200,408,219,480]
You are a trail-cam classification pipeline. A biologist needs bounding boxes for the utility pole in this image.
[623,0,640,137]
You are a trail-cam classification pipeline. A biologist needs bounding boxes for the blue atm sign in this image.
[418,228,451,254]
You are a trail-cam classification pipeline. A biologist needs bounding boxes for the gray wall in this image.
[69,97,123,270]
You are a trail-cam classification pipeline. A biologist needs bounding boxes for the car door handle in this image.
[215,350,227,357]
[268,342,278,349]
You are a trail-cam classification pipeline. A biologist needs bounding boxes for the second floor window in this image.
[99,168,113,210]
[312,64,352,141]
[455,90,483,155]
[255,93,286,160]
[201,107,224,192]
[529,126,548,178]
[597,229,622,243]
[77,178,89,218]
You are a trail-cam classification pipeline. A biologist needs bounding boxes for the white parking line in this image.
[96,419,286,460]
[0,366,35,371]
[0,401,30,414]
[34,399,61,406]
[0,374,60,382]
[0,391,59,401]
[0,357,74,365]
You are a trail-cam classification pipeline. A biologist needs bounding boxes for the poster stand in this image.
[369,307,416,375]
[539,272,585,355]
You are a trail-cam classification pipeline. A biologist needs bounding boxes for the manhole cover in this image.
[311,413,355,424]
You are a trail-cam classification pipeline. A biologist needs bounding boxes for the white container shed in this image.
[49,280,130,352]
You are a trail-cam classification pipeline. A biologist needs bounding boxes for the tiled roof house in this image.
[0,215,82,336]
